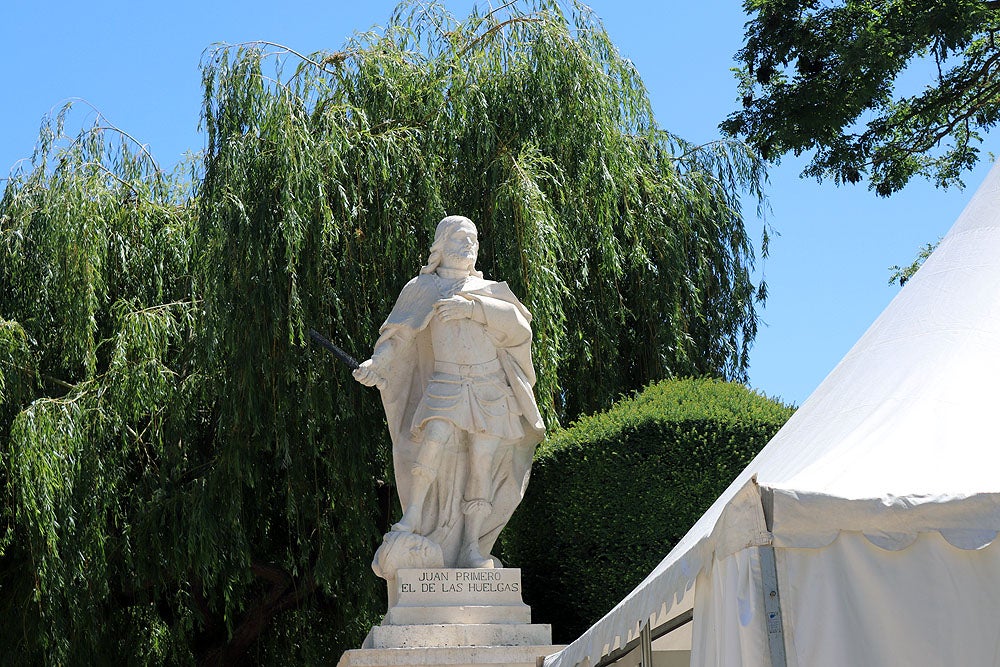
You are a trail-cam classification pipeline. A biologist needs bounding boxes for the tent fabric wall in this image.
[770,489,1000,551]
[543,160,1000,667]
[778,531,1000,666]
[690,547,768,667]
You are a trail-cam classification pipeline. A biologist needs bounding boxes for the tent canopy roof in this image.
[546,162,1000,667]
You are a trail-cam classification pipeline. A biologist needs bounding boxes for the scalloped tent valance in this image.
[546,161,1000,667]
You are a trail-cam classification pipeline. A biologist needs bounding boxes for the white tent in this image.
[545,161,1000,667]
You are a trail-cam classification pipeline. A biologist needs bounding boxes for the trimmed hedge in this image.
[498,378,794,642]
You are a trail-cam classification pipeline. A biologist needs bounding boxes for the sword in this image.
[308,328,360,370]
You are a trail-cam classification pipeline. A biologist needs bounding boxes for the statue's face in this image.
[439,221,479,269]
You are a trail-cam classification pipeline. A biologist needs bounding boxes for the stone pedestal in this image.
[337,568,563,667]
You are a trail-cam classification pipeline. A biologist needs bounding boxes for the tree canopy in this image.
[724,0,1000,195]
[0,1,766,663]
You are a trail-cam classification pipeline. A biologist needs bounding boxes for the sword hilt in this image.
[308,328,360,370]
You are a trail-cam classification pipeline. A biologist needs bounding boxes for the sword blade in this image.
[308,328,360,370]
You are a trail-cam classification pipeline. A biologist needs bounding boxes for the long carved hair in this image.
[419,215,484,277]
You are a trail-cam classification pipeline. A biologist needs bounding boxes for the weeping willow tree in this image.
[0,1,765,663]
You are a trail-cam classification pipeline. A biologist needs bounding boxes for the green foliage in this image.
[889,239,940,286]
[0,101,204,663]
[724,0,1000,195]
[196,0,767,424]
[0,1,767,662]
[500,377,793,642]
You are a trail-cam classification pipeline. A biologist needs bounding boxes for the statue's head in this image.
[420,215,483,277]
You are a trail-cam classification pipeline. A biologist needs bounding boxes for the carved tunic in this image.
[411,288,524,440]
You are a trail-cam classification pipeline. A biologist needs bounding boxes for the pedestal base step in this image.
[385,603,531,625]
[343,567,560,666]
[364,622,553,649]
[337,644,565,667]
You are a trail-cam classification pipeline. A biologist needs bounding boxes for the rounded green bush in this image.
[499,377,793,642]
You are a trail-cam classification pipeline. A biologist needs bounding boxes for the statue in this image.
[354,215,545,574]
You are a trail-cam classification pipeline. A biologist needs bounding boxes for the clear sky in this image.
[3,1,995,405]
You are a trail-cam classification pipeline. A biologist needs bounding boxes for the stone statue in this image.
[354,215,544,575]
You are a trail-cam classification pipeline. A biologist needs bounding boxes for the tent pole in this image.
[640,620,653,666]
[759,545,788,667]
[592,609,693,667]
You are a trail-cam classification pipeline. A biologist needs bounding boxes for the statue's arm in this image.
[354,278,429,388]
[353,327,412,389]
[470,300,487,323]
[434,295,485,323]
[477,296,532,347]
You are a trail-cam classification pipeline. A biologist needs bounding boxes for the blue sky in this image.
[3,1,995,405]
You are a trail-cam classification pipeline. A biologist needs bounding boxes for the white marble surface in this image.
[383,604,531,626]
[395,568,525,606]
[384,568,531,625]
[343,566,557,666]
[336,644,565,667]
[363,622,552,649]
[356,216,545,579]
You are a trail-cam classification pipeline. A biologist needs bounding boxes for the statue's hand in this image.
[353,359,385,389]
[434,295,475,322]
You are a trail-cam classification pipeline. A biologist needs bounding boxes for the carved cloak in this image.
[373,274,545,567]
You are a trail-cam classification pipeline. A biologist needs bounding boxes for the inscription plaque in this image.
[396,568,525,607]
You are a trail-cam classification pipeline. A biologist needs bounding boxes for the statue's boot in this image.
[391,507,421,533]
[392,463,436,533]
[460,498,494,568]
[459,544,495,569]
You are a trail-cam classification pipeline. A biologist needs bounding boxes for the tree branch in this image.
[884,55,1000,155]
[456,17,543,57]
[197,563,317,667]
[213,40,352,75]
